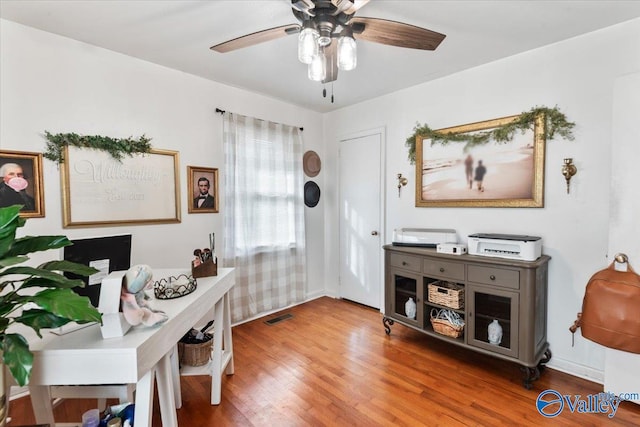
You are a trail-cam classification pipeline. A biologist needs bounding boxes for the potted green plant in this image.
[0,204,102,387]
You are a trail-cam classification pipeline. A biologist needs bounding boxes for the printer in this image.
[392,228,457,248]
[467,233,542,261]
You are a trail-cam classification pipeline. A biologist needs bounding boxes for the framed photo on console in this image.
[0,149,45,218]
[188,166,219,214]
[415,114,545,208]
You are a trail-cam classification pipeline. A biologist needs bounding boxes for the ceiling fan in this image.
[210,0,446,87]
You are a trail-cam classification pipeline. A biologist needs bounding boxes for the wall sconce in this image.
[397,173,408,197]
[561,158,577,194]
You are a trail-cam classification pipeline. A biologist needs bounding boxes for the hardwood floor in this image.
[8,297,640,426]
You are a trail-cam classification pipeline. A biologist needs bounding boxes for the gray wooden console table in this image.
[383,244,551,389]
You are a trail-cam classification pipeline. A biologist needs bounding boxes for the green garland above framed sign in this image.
[43,131,152,164]
[405,106,575,164]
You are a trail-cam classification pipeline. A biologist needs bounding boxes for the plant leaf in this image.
[5,235,72,258]
[0,265,85,286]
[20,276,86,290]
[14,309,75,337]
[39,260,99,276]
[0,205,21,257]
[0,297,20,319]
[30,289,102,324]
[0,255,28,268]
[2,333,33,386]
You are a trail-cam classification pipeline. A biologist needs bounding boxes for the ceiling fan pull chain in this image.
[323,86,327,98]
[331,83,334,103]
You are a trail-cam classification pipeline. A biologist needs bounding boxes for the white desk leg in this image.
[210,296,225,405]
[170,343,182,409]
[157,351,178,427]
[30,385,55,426]
[223,292,235,375]
[134,367,155,427]
[210,292,234,405]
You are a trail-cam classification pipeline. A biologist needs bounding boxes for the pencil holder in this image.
[192,258,217,278]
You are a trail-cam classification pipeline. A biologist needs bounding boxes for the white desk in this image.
[25,267,235,427]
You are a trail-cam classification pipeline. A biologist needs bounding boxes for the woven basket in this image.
[430,308,464,338]
[178,334,212,367]
[430,317,464,338]
[428,281,464,309]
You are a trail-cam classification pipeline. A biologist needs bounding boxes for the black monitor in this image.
[63,234,132,307]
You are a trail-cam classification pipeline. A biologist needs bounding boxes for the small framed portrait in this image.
[0,150,45,218]
[188,166,218,214]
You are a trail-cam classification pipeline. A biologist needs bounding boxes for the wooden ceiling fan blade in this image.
[211,24,300,53]
[351,17,446,51]
[333,0,371,15]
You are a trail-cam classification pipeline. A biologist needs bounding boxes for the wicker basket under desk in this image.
[178,333,213,367]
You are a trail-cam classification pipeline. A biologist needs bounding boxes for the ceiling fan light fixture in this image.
[318,34,332,47]
[211,0,447,97]
[337,33,357,71]
[316,21,334,47]
[308,52,326,82]
[298,26,319,64]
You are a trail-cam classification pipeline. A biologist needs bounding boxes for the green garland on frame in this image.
[404,106,575,164]
[43,131,152,164]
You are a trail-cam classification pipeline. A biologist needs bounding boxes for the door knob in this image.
[371,231,379,236]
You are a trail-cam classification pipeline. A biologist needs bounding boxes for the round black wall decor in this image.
[304,181,321,207]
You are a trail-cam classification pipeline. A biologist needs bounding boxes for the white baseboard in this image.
[231,293,328,327]
[546,358,604,384]
[9,385,29,400]
[305,288,326,301]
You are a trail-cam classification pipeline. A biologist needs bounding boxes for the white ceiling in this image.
[2,0,640,113]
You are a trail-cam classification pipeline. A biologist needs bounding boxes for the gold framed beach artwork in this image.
[415,114,545,208]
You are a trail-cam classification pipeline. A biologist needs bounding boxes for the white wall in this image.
[4,14,640,384]
[323,18,640,381]
[604,72,640,402]
[0,20,325,300]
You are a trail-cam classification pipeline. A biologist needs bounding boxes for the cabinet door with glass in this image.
[386,268,423,328]
[466,284,519,358]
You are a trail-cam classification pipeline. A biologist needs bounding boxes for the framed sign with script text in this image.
[61,146,181,227]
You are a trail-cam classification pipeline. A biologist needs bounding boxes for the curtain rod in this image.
[216,108,303,131]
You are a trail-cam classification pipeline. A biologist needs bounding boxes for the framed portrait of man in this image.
[187,166,219,214]
[0,150,45,218]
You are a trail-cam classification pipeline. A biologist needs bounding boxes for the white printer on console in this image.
[392,228,457,248]
[467,233,542,261]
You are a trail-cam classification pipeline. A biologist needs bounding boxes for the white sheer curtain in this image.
[222,112,306,323]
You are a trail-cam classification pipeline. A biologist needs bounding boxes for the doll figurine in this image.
[120,264,168,327]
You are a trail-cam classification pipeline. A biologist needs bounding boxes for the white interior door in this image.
[339,131,382,309]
